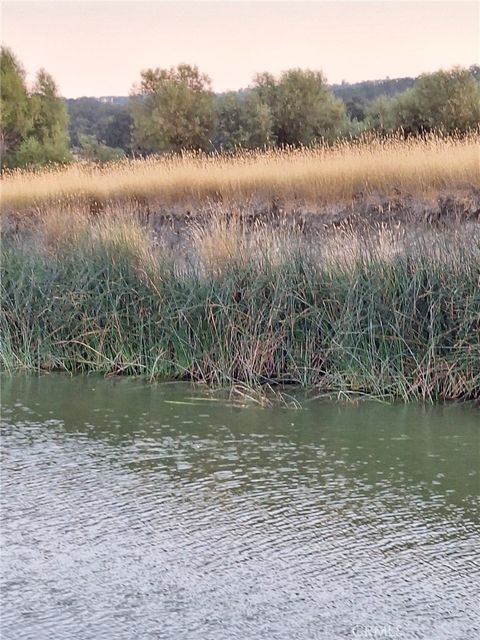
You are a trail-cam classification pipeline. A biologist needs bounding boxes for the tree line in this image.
[1,46,479,169]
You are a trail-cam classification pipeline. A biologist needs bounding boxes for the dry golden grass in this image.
[190,211,300,274]
[35,203,158,274]
[1,132,479,211]
[190,215,247,274]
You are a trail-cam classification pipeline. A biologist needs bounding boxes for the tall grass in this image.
[1,132,479,211]
[1,213,479,401]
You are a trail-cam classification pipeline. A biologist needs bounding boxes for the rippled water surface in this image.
[1,375,479,640]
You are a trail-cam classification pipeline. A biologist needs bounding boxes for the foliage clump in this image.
[0,48,70,168]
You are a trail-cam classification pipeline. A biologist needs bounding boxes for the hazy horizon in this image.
[2,1,479,98]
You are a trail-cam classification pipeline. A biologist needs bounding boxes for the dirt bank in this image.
[2,186,480,254]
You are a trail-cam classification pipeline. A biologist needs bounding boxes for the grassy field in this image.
[1,132,479,210]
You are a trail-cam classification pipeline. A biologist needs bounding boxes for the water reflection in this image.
[1,375,479,640]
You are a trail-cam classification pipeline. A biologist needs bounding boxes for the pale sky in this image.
[1,1,479,98]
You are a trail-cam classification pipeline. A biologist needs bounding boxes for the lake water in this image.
[1,375,479,640]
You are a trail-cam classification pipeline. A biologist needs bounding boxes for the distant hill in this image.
[330,77,416,102]
[85,76,417,107]
[94,96,130,106]
[66,96,130,105]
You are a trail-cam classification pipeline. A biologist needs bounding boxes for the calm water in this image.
[1,375,479,640]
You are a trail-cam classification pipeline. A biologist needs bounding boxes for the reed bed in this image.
[1,212,479,401]
[2,132,479,211]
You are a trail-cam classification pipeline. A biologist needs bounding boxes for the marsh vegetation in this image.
[2,156,479,401]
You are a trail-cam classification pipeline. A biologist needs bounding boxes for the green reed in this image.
[1,221,479,401]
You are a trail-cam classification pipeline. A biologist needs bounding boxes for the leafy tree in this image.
[1,49,71,168]
[22,69,71,165]
[214,91,273,150]
[0,48,31,166]
[252,72,278,110]
[77,133,125,163]
[344,96,367,122]
[253,69,347,146]
[364,96,396,134]
[391,67,480,135]
[98,110,132,151]
[130,64,215,153]
[333,68,480,133]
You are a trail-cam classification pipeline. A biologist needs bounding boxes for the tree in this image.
[214,91,273,150]
[344,96,367,122]
[130,64,215,153]
[391,67,480,135]
[0,49,71,168]
[364,96,396,134]
[253,69,347,146]
[21,69,71,165]
[0,48,31,166]
[98,110,132,152]
[77,133,125,163]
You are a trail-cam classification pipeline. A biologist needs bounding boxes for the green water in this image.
[1,375,479,640]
